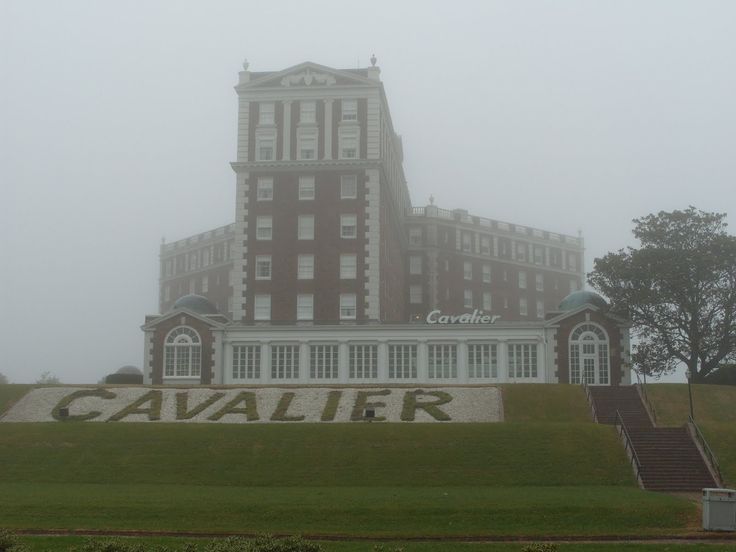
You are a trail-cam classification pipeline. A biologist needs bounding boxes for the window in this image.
[483,291,492,310]
[256,177,273,201]
[310,344,338,379]
[482,264,491,283]
[259,102,274,125]
[534,247,544,265]
[298,176,315,200]
[508,343,538,379]
[298,215,314,240]
[340,175,358,199]
[468,344,498,379]
[254,294,271,321]
[409,227,422,246]
[189,279,195,294]
[297,294,313,321]
[232,345,260,380]
[297,254,314,279]
[350,344,377,379]
[462,233,472,252]
[464,289,473,308]
[340,293,357,320]
[201,276,208,293]
[340,254,357,279]
[297,127,317,160]
[256,216,272,240]
[568,253,578,271]
[536,273,544,291]
[300,100,316,124]
[516,242,527,262]
[463,261,472,280]
[569,323,609,385]
[428,344,457,379]
[339,129,359,159]
[271,345,299,379]
[410,256,423,275]
[518,271,527,289]
[410,285,423,304]
[164,327,201,378]
[536,300,544,319]
[340,214,357,238]
[481,237,491,255]
[299,135,316,159]
[519,297,528,316]
[255,255,272,280]
[342,99,358,121]
[164,284,170,301]
[570,279,579,293]
[256,134,275,161]
[388,344,417,379]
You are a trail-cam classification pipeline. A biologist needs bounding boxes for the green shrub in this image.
[202,535,322,552]
[521,544,558,552]
[0,530,28,552]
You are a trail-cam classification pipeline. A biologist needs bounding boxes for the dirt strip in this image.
[12,529,736,543]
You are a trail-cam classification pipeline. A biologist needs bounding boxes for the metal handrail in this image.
[688,415,724,486]
[581,380,597,422]
[635,371,658,426]
[615,409,643,486]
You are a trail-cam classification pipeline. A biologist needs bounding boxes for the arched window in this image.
[569,323,609,385]
[164,327,201,378]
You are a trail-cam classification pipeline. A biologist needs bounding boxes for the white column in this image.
[282,101,291,160]
[261,342,270,384]
[338,341,349,383]
[417,340,428,383]
[323,99,333,160]
[457,340,468,383]
[537,340,545,383]
[497,340,508,383]
[377,341,389,381]
[299,342,310,383]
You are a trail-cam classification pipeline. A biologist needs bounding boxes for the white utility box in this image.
[703,488,736,531]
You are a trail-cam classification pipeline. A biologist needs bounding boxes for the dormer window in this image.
[342,99,358,121]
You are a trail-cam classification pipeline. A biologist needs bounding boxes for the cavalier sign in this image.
[426,309,501,324]
[1,386,502,424]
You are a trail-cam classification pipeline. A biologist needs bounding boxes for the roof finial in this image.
[370,53,377,67]
[429,194,435,205]
[242,58,250,71]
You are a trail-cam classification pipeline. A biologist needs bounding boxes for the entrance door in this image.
[569,323,610,385]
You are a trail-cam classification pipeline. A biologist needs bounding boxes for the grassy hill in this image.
[647,383,736,486]
[0,383,700,538]
[0,384,32,414]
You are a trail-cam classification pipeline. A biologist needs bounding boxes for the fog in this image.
[1,0,735,384]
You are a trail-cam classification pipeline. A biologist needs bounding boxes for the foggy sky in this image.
[2,0,735,384]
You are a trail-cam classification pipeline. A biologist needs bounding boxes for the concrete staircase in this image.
[588,385,717,492]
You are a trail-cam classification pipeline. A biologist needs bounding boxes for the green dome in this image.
[558,290,608,311]
[172,294,219,315]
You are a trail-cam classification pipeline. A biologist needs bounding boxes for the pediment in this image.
[245,62,375,89]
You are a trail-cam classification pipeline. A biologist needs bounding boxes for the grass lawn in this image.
[700,422,736,487]
[0,422,634,487]
[500,384,592,423]
[16,536,736,551]
[646,384,736,486]
[0,483,695,537]
[646,384,736,426]
[0,384,33,414]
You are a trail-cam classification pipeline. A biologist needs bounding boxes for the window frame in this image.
[340,214,358,239]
